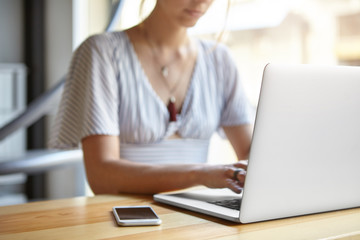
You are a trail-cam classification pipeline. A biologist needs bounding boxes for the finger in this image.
[234,171,246,188]
[225,179,243,194]
[233,161,248,170]
[225,167,235,179]
[225,167,240,178]
[228,167,245,179]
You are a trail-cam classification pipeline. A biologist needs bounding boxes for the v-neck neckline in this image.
[122,31,200,121]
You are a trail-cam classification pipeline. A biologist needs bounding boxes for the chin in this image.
[184,22,198,28]
[181,19,201,28]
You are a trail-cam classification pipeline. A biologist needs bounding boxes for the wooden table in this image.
[1,194,360,240]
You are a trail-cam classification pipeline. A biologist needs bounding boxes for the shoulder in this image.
[197,38,234,63]
[76,31,127,54]
[196,39,236,74]
[70,31,130,68]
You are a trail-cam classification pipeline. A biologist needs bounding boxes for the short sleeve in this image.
[49,34,120,149]
[217,45,255,126]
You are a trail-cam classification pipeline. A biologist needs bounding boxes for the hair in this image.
[216,0,231,43]
[138,0,231,42]
[139,0,147,22]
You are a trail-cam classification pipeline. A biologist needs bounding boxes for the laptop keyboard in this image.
[208,199,242,210]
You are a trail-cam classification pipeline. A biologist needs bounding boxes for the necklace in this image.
[143,29,192,122]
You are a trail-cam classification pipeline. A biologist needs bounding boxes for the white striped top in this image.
[49,31,253,164]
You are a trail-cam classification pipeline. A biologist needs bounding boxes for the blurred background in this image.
[0,0,359,206]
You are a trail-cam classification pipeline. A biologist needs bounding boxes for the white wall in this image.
[45,0,73,89]
[0,0,24,62]
[44,0,87,199]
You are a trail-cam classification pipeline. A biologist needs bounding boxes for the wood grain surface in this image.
[0,194,360,240]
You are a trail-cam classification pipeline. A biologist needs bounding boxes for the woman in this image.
[50,0,254,194]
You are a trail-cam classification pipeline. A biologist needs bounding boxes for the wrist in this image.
[190,164,209,187]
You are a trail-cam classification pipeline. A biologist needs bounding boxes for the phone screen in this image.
[114,207,159,220]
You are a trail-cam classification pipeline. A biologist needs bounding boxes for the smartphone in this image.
[112,206,162,226]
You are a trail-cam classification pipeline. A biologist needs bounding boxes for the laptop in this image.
[154,63,360,223]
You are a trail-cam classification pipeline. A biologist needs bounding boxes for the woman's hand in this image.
[199,160,248,194]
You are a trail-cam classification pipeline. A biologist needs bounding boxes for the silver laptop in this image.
[154,63,360,223]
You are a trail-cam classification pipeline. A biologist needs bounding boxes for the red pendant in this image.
[167,97,177,122]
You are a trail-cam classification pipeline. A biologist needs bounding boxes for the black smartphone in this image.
[112,206,162,226]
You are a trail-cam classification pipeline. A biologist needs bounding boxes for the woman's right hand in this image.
[199,161,248,194]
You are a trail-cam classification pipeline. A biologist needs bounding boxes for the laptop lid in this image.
[154,63,360,223]
[240,63,360,223]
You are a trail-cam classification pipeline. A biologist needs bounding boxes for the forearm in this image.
[223,124,253,160]
[85,157,205,194]
[82,135,245,195]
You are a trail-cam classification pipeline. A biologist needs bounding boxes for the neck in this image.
[141,9,189,50]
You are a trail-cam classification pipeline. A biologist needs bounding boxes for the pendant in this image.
[167,96,177,122]
[161,66,169,78]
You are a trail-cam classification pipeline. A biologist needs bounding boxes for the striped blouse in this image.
[49,31,253,164]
